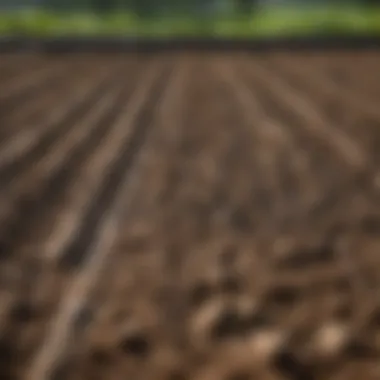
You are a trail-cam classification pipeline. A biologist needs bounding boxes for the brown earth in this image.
[0,50,380,380]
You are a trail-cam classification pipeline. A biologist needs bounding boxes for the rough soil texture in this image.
[1,51,380,380]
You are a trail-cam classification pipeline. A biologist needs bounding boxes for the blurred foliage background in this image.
[0,0,379,37]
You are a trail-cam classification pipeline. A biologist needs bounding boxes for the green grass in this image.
[1,6,380,37]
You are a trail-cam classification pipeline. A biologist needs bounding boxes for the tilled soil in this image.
[1,51,380,380]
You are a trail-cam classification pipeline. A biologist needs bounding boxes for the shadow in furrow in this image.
[59,64,172,270]
[0,73,141,259]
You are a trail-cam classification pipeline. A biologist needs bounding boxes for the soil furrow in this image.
[270,56,380,127]
[0,58,76,108]
[0,61,147,257]
[246,59,368,172]
[0,63,119,183]
[1,58,103,132]
[216,59,306,232]
[26,59,171,380]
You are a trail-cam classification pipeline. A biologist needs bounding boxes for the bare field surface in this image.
[1,51,380,380]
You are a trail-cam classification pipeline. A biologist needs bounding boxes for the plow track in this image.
[1,51,380,380]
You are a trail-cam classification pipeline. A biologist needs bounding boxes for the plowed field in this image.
[1,51,380,380]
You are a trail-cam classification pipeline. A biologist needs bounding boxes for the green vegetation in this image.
[1,6,380,37]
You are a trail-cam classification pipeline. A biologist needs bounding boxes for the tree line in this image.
[40,0,259,17]
[1,0,379,16]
